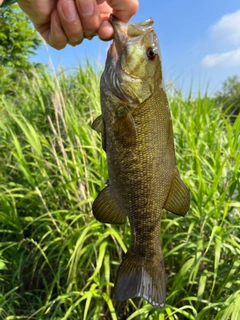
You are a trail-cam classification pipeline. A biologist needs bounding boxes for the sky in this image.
[33,0,240,96]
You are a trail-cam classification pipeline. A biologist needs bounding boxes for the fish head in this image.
[102,15,162,105]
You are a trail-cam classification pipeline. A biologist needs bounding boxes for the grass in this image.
[0,63,239,319]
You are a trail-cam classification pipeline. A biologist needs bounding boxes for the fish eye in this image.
[147,47,157,60]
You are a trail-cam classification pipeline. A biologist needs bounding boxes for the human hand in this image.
[17,0,139,50]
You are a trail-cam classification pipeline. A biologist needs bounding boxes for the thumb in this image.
[106,0,139,22]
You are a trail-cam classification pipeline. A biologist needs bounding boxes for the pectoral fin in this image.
[164,167,190,216]
[91,115,106,152]
[114,106,137,146]
[92,185,126,225]
[91,115,102,133]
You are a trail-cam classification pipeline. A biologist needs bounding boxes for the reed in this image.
[0,64,239,319]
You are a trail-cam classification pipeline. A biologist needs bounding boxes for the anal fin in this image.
[164,167,190,216]
[92,185,126,225]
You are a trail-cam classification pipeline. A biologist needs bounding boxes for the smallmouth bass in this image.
[92,15,190,308]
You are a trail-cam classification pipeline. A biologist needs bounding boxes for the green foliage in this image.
[0,65,239,319]
[214,75,240,121]
[0,4,42,94]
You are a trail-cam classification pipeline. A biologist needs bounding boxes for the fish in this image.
[91,14,190,308]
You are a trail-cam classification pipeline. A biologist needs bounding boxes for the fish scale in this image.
[92,14,190,308]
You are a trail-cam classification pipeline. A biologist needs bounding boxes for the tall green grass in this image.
[0,64,239,319]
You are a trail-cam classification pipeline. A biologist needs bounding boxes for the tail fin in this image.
[113,247,166,308]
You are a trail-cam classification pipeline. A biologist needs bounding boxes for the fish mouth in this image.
[109,14,154,59]
[108,15,128,59]
[104,15,158,105]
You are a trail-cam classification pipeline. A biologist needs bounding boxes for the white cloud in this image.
[210,10,240,46]
[202,10,240,68]
[202,48,240,67]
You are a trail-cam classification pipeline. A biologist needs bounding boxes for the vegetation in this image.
[0,63,239,320]
[0,4,42,94]
[214,75,240,122]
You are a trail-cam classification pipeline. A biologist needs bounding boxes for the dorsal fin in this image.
[92,185,126,225]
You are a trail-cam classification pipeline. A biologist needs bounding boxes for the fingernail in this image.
[62,1,77,21]
[78,0,94,16]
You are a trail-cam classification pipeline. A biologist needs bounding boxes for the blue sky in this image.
[33,0,240,96]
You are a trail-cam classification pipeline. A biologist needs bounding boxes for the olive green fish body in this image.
[92,15,190,308]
